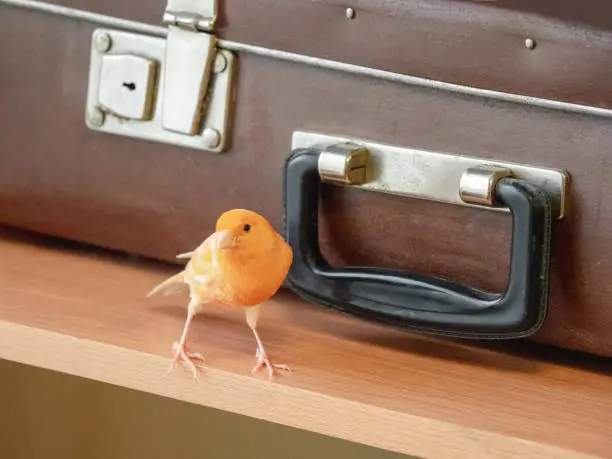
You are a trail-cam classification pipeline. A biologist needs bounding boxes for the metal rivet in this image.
[202,128,221,148]
[87,107,105,127]
[345,7,355,20]
[94,32,112,53]
[213,53,227,74]
[524,38,536,50]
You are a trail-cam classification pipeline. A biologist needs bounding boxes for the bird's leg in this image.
[245,305,291,380]
[170,298,205,380]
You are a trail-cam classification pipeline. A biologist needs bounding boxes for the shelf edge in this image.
[0,319,601,459]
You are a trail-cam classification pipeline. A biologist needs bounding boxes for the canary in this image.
[146,209,294,380]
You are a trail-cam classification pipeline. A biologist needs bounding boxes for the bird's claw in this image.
[169,341,206,380]
[252,348,291,380]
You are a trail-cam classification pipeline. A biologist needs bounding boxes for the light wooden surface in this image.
[0,227,611,459]
[0,359,413,459]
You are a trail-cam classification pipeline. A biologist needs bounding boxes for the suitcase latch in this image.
[84,0,235,154]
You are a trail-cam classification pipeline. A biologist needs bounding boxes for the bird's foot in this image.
[169,341,206,380]
[252,348,291,380]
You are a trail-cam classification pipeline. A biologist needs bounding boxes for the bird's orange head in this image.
[214,209,282,256]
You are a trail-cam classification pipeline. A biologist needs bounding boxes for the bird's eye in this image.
[243,224,251,232]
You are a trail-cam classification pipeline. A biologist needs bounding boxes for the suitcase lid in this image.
[22,0,612,112]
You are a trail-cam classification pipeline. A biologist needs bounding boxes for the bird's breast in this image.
[217,250,292,307]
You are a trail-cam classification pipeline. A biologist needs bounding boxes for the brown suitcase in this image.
[1,0,612,358]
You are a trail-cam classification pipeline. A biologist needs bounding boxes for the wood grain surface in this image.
[0,227,611,459]
[1,5,612,359]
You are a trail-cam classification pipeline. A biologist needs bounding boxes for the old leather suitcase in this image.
[1,0,612,358]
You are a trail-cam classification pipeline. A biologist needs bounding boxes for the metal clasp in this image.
[162,0,217,32]
[161,0,218,136]
[85,0,234,153]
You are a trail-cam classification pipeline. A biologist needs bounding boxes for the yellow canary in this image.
[147,209,294,380]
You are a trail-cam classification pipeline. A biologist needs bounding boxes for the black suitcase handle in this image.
[282,146,554,339]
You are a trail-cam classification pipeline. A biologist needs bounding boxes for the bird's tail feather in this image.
[146,270,186,298]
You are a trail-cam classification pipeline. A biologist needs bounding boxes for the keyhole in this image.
[122,82,136,91]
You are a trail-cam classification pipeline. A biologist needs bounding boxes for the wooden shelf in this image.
[0,226,611,459]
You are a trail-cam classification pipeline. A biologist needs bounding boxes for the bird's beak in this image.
[216,229,237,250]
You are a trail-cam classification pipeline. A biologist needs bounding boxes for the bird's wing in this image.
[176,229,223,260]
[147,232,219,299]
[146,270,186,298]
[184,232,224,297]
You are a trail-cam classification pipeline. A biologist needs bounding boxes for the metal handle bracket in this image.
[295,131,569,219]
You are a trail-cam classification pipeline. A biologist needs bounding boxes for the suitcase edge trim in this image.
[3,0,612,121]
